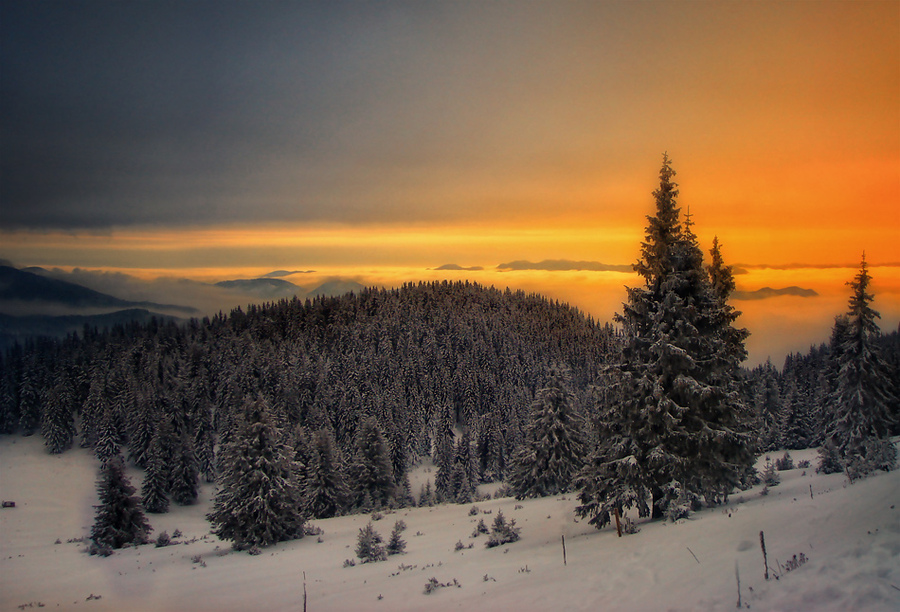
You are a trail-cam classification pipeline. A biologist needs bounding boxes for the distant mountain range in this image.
[0,265,194,349]
[214,278,303,299]
[0,266,196,314]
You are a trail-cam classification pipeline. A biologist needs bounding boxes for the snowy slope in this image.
[1,436,898,611]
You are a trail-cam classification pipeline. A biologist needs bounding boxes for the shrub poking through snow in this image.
[485,510,520,548]
[155,531,171,548]
[423,577,460,594]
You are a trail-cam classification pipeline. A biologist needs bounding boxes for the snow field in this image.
[1,437,898,611]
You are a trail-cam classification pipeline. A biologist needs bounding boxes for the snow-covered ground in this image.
[1,436,898,611]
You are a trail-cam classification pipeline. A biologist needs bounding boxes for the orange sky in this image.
[1,1,898,366]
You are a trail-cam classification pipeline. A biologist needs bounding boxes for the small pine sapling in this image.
[760,458,780,487]
[485,509,520,548]
[774,452,794,471]
[387,520,407,555]
[356,522,386,563]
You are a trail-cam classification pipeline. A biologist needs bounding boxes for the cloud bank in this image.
[496,260,634,273]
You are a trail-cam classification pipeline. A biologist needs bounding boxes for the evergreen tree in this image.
[303,428,349,519]
[80,371,105,449]
[141,429,170,514]
[207,397,305,550]
[386,520,407,555]
[349,416,397,510]
[41,378,76,454]
[94,407,121,465]
[577,155,754,529]
[823,254,897,476]
[168,433,199,506]
[90,454,151,553]
[18,367,41,436]
[355,522,386,563]
[508,366,585,498]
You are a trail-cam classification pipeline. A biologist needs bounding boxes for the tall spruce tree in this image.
[303,428,349,519]
[577,155,754,528]
[141,429,170,514]
[508,366,585,498]
[207,397,305,550]
[822,254,897,476]
[349,416,397,510]
[41,378,76,454]
[90,453,151,553]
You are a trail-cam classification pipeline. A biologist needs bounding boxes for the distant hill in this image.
[0,265,196,314]
[732,286,819,300]
[0,308,182,351]
[262,270,316,278]
[214,278,303,299]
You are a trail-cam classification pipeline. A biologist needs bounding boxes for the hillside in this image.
[1,436,898,611]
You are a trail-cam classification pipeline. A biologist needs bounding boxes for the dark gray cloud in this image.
[497,260,634,273]
[0,2,463,227]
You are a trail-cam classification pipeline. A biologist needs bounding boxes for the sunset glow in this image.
[1,1,898,366]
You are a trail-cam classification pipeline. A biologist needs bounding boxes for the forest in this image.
[0,157,896,553]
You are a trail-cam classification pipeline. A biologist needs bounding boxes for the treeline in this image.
[745,325,900,452]
[0,280,618,512]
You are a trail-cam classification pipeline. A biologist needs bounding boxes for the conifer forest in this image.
[0,158,897,556]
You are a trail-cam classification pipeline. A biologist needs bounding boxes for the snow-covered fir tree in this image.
[79,371,105,449]
[303,428,350,519]
[41,378,76,454]
[141,429,170,514]
[386,519,407,555]
[93,407,121,465]
[207,397,305,551]
[349,416,397,510]
[168,433,199,506]
[17,366,41,436]
[355,522,386,563]
[508,366,585,498]
[577,155,754,529]
[90,453,151,553]
[822,254,897,477]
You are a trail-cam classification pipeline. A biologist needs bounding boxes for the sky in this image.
[1,0,898,366]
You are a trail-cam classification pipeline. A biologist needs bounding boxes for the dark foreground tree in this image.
[207,397,305,550]
[508,366,585,498]
[90,454,151,554]
[821,254,897,477]
[577,155,754,528]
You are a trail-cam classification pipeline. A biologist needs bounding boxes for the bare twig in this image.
[760,531,769,580]
[686,547,700,564]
